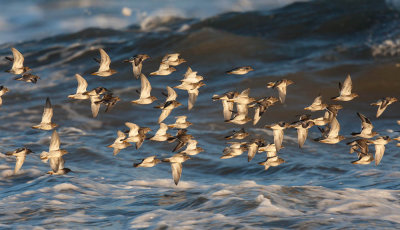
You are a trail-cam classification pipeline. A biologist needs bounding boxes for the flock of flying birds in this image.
[2,47,400,185]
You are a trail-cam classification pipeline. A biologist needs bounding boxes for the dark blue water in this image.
[1,0,400,228]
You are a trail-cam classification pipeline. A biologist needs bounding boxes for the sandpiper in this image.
[367,136,392,166]
[267,79,294,103]
[249,96,279,125]
[212,91,238,120]
[6,47,31,74]
[226,66,254,75]
[32,97,58,130]
[15,73,40,84]
[347,139,374,165]
[0,86,9,106]
[40,130,70,175]
[149,123,173,142]
[163,153,190,185]
[155,86,182,123]
[134,156,161,168]
[265,122,289,151]
[220,142,248,159]
[179,139,204,156]
[124,54,150,79]
[131,74,157,105]
[225,128,249,140]
[91,48,117,77]
[351,112,378,138]
[6,147,33,174]
[258,144,285,171]
[68,74,89,100]
[331,74,358,101]
[304,95,327,111]
[108,130,131,156]
[370,97,398,118]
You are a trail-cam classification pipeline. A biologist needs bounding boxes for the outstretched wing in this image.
[49,130,61,151]
[14,156,26,173]
[98,49,111,72]
[188,89,198,110]
[11,47,24,70]
[75,74,88,94]
[171,162,183,185]
[374,144,385,166]
[140,74,152,98]
[166,86,177,101]
[41,97,53,124]
[340,75,353,96]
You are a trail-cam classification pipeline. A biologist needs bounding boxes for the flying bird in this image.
[40,130,70,175]
[131,74,157,105]
[265,122,289,151]
[351,112,378,138]
[304,95,327,111]
[108,130,132,156]
[179,139,204,156]
[168,116,192,129]
[291,117,315,148]
[149,123,173,142]
[163,153,190,185]
[0,86,9,106]
[5,47,31,74]
[181,67,203,83]
[124,54,150,79]
[249,96,279,125]
[15,73,40,84]
[370,97,398,118]
[225,128,249,140]
[315,117,345,144]
[347,139,374,165]
[174,81,206,110]
[134,156,161,168]
[367,136,392,166]
[124,122,151,149]
[247,138,265,162]
[6,147,33,174]
[96,93,120,112]
[226,66,254,75]
[68,74,89,100]
[258,144,285,171]
[91,48,117,77]
[155,86,182,123]
[150,63,176,76]
[168,129,194,152]
[32,97,58,130]
[220,142,248,159]
[161,53,186,66]
[212,91,238,120]
[331,74,358,101]
[84,87,109,118]
[266,79,294,103]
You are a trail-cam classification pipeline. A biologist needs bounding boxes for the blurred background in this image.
[0,0,308,44]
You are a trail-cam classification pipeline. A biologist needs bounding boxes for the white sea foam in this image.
[254,194,304,216]
[42,210,105,224]
[127,179,201,189]
[371,39,400,56]
[211,189,234,196]
[53,194,74,200]
[53,183,80,192]
[139,8,186,31]
[130,209,255,229]
[48,200,67,205]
